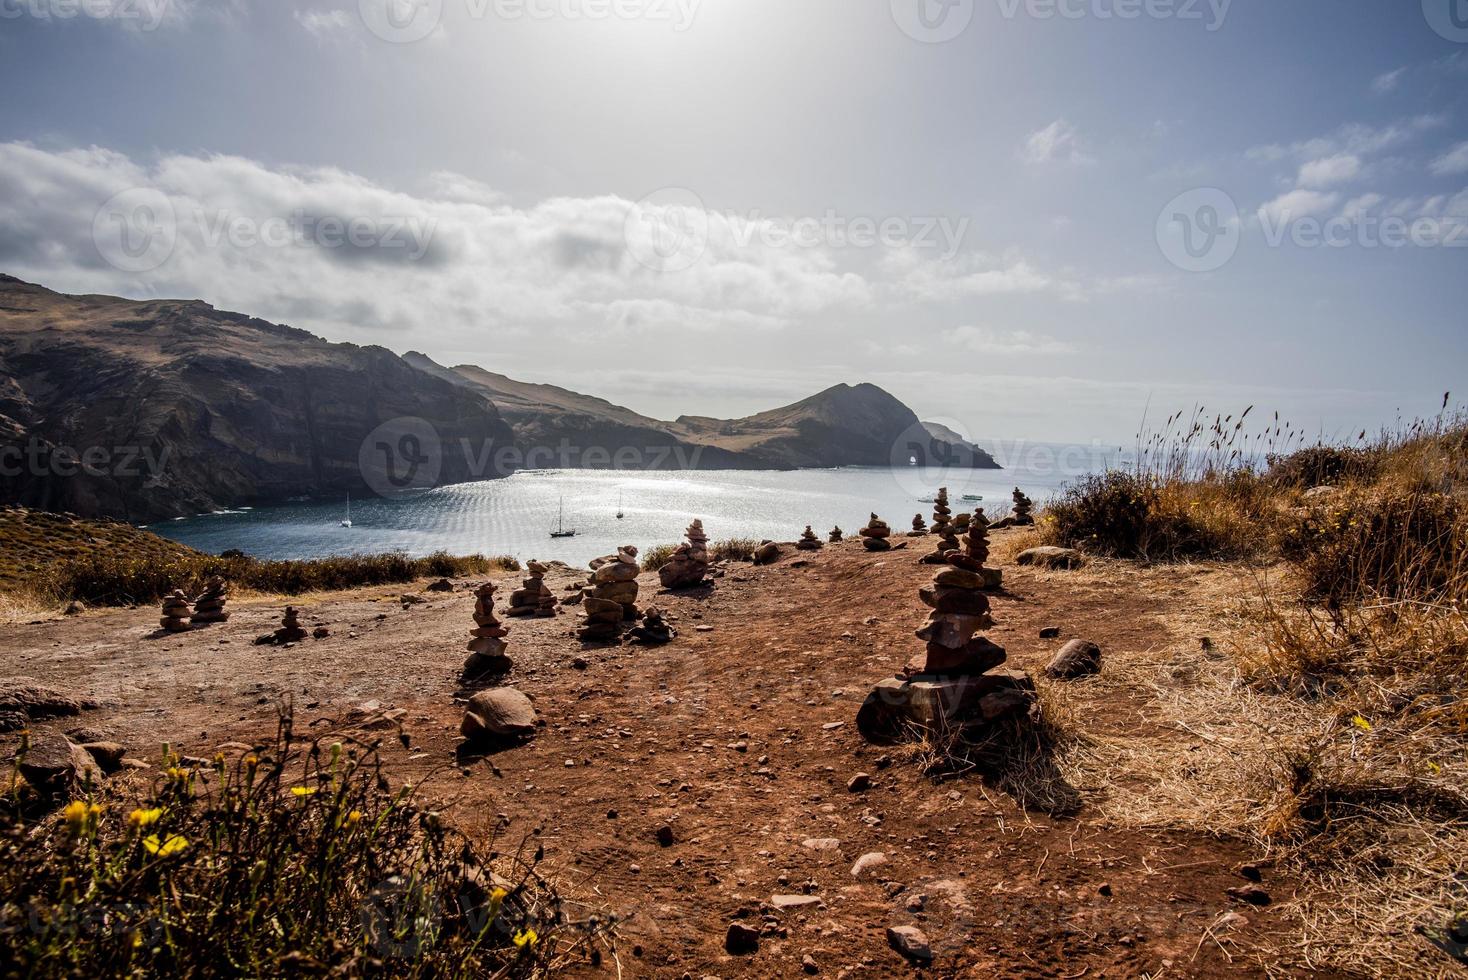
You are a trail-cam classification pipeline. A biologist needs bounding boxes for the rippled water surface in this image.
[156,454,1112,566]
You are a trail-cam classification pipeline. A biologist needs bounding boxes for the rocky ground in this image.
[1,533,1296,978]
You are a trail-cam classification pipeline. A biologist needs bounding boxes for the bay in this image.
[154,445,1118,566]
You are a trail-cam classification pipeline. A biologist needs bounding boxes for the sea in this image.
[153,443,1123,567]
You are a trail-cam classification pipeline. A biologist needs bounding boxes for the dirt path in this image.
[2,537,1295,977]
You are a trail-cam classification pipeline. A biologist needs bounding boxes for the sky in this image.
[0,0,1464,446]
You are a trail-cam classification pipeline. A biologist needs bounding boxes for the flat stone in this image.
[770,894,825,910]
[460,689,538,741]
[887,925,933,962]
[801,837,842,851]
[851,852,887,878]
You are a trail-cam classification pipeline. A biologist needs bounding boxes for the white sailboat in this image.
[616,491,624,520]
[550,496,576,538]
[340,493,353,528]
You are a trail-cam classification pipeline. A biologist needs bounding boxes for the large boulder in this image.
[1043,639,1102,679]
[460,689,538,743]
[856,671,1036,744]
[18,734,105,794]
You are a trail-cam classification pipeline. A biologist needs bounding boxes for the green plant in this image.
[0,711,612,977]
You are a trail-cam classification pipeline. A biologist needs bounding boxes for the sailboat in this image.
[616,491,624,520]
[550,497,576,539]
[340,493,353,528]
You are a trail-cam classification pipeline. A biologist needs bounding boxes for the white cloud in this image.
[293,8,352,39]
[1297,154,1361,189]
[1338,193,1384,220]
[943,326,1077,355]
[1020,120,1095,167]
[1429,141,1468,177]
[882,249,1059,302]
[1257,189,1340,225]
[0,142,873,349]
[1371,68,1406,94]
[1247,116,1446,165]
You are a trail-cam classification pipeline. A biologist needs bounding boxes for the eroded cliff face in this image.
[0,277,515,522]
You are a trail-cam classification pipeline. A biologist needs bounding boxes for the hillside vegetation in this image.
[1038,404,1468,974]
[0,506,515,609]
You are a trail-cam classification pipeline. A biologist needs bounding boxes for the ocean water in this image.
[155,449,1117,567]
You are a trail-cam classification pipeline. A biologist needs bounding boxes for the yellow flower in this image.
[291,786,317,797]
[244,755,259,768]
[128,807,163,829]
[512,928,538,948]
[346,810,363,825]
[1350,715,1372,732]
[143,834,189,857]
[62,800,89,831]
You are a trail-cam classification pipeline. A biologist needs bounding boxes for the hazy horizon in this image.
[2,0,1465,445]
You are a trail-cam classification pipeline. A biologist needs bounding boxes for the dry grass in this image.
[1024,405,1468,975]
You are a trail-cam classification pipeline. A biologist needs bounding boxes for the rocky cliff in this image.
[0,277,515,522]
[0,276,997,521]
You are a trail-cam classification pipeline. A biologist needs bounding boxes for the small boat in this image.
[962,494,984,502]
[340,493,353,528]
[616,491,625,520]
[550,497,577,539]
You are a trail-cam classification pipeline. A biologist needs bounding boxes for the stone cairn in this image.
[953,511,971,535]
[273,607,308,644]
[190,577,230,626]
[629,606,676,645]
[507,561,557,618]
[966,508,1003,590]
[796,525,823,551]
[857,528,1035,742]
[462,582,512,682]
[159,590,192,633]
[659,519,711,590]
[910,514,928,536]
[1012,488,1035,526]
[858,513,892,552]
[828,526,844,543]
[580,546,640,642]
[921,488,961,564]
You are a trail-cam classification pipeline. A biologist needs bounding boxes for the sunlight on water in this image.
[156,453,1114,566]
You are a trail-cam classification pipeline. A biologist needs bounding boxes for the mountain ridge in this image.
[0,276,998,521]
